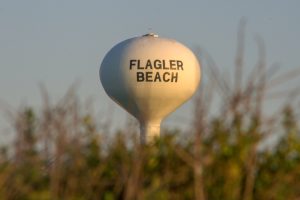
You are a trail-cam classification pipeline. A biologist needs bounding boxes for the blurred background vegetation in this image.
[0,23,300,200]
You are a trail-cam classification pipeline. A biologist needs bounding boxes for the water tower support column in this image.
[140,121,161,144]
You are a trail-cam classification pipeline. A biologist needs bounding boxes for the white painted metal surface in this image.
[100,33,201,143]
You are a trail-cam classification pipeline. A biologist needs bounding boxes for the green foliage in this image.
[0,98,299,200]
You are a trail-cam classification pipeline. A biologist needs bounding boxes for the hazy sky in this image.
[1,0,300,131]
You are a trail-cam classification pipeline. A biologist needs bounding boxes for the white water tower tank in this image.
[100,33,201,143]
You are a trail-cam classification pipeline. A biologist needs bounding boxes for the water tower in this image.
[100,33,200,143]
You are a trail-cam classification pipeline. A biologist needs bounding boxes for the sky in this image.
[1,0,300,133]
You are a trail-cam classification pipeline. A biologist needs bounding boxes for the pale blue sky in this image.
[1,0,300,131]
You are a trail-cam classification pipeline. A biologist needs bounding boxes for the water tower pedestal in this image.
[140,121,161,144]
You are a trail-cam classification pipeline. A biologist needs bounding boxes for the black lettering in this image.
[154,60,162,69]
[130,59,137,70]
[137,72,144,82]
[145,60,152,69]
[163,72,170,82]
[146,72,152,82]
[163,60,169,70]
[137,60,140,69]
[169,60,176,70]
[177,60,183,70]
[171,72,178,82]
[154,72,161,82]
